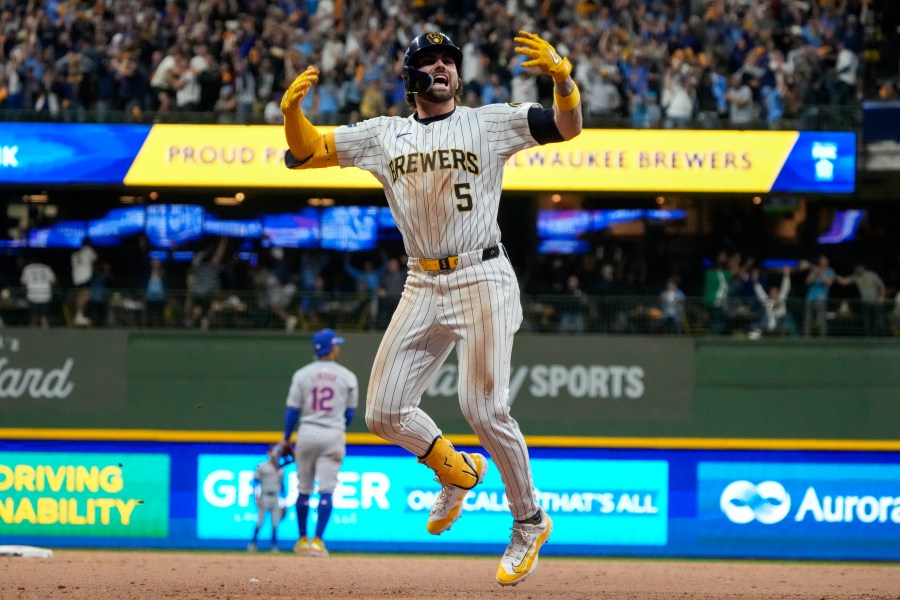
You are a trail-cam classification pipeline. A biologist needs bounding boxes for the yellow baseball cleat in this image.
[293,536,310,554]
[308,537,329,557]
[427,452,487,535]
[496,509,552,586]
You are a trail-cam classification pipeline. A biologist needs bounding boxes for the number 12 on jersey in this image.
[311,386,334,412]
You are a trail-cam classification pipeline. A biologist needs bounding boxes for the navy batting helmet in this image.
[402,32,463,97]
[403,32,463,70]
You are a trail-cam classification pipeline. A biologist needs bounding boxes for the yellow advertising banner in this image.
[124,125,800,192]
[504,129,799,192]
[125,125,376,189]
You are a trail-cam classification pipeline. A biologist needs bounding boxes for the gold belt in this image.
[418,255,460,271]
[418,245,500,272]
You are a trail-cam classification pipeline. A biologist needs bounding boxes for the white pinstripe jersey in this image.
[285,359,359,431]
[333,103,540,259]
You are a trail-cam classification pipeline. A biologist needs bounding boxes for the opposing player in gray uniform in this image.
[280,328,358,557]
[281,30,581,584]
[247,444,286,552]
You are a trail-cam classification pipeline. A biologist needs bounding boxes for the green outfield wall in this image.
[0,330,897,440]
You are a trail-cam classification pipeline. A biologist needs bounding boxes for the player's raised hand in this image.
[513,30,572,83]
[281,66,319,114]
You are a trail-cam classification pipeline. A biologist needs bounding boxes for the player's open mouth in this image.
[433,74,449,86]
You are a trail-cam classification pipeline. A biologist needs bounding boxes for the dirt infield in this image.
[1,550,898,599]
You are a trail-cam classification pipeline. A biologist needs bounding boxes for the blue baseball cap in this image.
[313,328,344,356]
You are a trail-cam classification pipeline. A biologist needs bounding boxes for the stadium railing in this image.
[1,288,896,338]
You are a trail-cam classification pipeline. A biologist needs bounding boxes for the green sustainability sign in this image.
[0,452,169,537]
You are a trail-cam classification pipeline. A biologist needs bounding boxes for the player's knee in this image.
[462,400,510,434]
[364,404,397,440]
[363,407,381,437]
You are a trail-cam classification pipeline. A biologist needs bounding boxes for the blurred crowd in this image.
[4,235,899,337]
[1,0,898,336]
[0,0,896,127]
[522,244,898,337]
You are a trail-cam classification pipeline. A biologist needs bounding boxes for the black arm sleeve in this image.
[527,106,564,145]
[284,149,312,169]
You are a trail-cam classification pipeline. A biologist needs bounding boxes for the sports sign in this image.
[0,123,855,193]
[197,454,669,547]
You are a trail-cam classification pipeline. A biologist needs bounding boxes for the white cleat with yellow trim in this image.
[496,509,552,586]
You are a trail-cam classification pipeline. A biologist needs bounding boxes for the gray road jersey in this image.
[333,103,539,259]
[285,360,359,431]
[254,460,283,496]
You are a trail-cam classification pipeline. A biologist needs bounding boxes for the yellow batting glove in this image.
[514,30,572,83]
[280,66,319,114]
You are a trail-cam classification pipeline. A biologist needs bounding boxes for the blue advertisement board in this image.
[145,204,205,248]
[320,206,380,252]
[771,132,856,194]
[696,462,900,559]
[196,455,668,549]
[0,123,151,184]
[1,439,898,560]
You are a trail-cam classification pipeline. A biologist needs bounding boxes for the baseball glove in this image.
[513,30,572,83]
[276,440,295,466]
[277,439,293,457]
[281,66,319,114]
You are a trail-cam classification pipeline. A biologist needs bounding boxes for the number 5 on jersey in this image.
[454,182,473,212]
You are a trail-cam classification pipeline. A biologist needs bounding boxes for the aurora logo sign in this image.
[721,479,900,525]
[702,463,900,529]
[720,480,790,524]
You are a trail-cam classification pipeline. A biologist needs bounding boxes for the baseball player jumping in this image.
[281,31,582,585]
[280,328,359,557]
